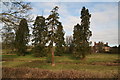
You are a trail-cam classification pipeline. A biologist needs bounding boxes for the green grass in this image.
[86,53,118,63]
[2,53,119,71]
[2,53,119,78]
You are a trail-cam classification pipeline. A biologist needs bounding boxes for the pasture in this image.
[2,52,119,78]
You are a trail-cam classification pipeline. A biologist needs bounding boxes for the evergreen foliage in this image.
[73,7,92,59]
[55,22,65,56]
[15,18,29,56]
[32,16,47,57]
[73,24,83,58]
[47,6,64,66]
[1,4,93,61]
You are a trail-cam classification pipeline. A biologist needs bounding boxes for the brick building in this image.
[92,42,110,53]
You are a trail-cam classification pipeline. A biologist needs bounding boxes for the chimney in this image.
[94,42,96,45]
[106,42,108,46]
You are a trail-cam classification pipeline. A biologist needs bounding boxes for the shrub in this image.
[32,45,47,57]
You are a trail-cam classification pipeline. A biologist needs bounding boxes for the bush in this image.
[32,45,47,57]
[46,53,52,63]
[55,46,65,56]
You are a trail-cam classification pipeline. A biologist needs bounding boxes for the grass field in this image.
[2,52,120,78]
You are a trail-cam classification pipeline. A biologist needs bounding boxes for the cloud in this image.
[57,4,80,37]
[90,28,118,46]
[29,2,118,46]
[89,3,118,46]
[61,16,80,35]
[0,1,118,46]
[25,0,119,2]
[91,3,118,28]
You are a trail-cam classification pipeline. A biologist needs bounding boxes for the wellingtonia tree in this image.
[55,22,65,56]
[15,18,29,56]
[46,6,61,66]
[73,7,92,59]
[73,24,83,59]
[32,16,47,57]
[80,7,92,59]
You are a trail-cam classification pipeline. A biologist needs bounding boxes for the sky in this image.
[29,2,118,47]
[0,0,119,47]
[25,0,119,2]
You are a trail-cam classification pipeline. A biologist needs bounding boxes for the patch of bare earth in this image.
[91,62,120,66]
[91,60,120,66]
[56,61,120,66]
[2,54,16,55]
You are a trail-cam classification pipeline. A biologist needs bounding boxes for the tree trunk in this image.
[51,46,55,66]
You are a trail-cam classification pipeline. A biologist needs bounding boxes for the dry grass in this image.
[2,67,119,78]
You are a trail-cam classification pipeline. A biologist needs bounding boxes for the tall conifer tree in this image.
[47,6,62,66]
[32,16,47,57]
[73,7,92,59]
[73,24,83,58]
[55,22,65,56]
[80,7,92,59]
[15,18,29,56]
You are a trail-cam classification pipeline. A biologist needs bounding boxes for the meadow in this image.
[1,51,120,78]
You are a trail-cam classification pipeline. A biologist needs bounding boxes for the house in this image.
[92,42,110,53]
[103,46,110,52]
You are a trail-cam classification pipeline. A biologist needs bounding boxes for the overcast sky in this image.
[0,0,119,47]
[29,2,118,46]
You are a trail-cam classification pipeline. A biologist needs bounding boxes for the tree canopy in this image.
[32,16,47,57]
[15,18,29,56]
[73,7,92,59]
[47,6,64,66]
[55,22,65,56]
